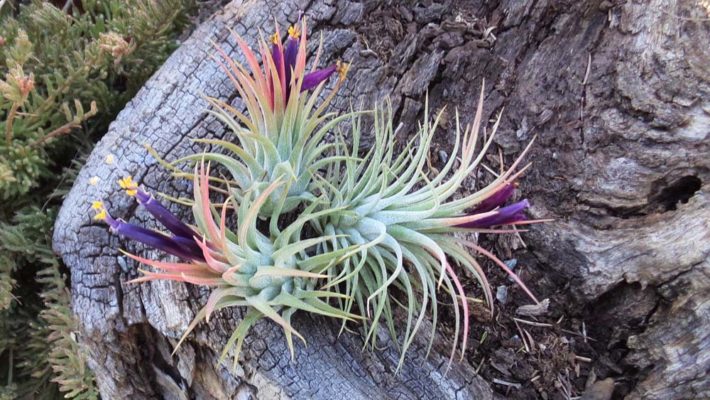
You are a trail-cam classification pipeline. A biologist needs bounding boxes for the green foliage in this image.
[99,21,542,372]
[36,263,99,400]
[0,0,191,199]
[0,0,194,397]
[0,255,14,311]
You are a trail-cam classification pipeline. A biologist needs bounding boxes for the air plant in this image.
[93,20,546,371]
[308,87,546,369]
[170,20,350,217]
[94,168,360,364]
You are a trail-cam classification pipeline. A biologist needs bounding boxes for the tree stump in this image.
[53,1,709,399]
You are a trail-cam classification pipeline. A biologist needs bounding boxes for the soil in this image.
[464,247,620,400]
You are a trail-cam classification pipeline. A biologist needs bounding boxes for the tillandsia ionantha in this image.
[94,169,361,364]
[92,19,547,370]
[308,87,547,368]
[162,20,351,218]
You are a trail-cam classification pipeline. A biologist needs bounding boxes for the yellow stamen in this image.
[118,176,138,196]
[91,200,107,221]
[271,32,280,45]
[93,209,107,221]
[336,60,350,81]
[287,25,300,39]
[117,176,133,189]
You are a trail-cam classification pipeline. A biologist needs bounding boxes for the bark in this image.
[53,0,709,399]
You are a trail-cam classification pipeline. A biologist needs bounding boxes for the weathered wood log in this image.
[53,0,709,399]
[52,2,494,399]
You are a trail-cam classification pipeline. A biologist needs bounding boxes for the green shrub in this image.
[0,0,194,397]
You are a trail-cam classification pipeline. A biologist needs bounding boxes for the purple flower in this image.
[93,202,203,261]
[171,235,207,260]
[283,34,299,88]
[113,222,200,261]
[472,183,516,213]
[301,64,337,91]
[119,176,199,241]
[269,24,342,102]
[458,200,530,229]
[94,176,206,262]
[271,40,284,78]
[135,188,199,241]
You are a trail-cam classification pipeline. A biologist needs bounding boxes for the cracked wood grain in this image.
[53,1,493,399]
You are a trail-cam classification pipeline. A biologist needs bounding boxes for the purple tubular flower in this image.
[283,36,299,85]
[172,235,207,260]
[459,200,530,229]
[272,42,284,77]
[135,189,199,241]
[108,218,202,261]
[472,183,516,213]
[301,64,337,91]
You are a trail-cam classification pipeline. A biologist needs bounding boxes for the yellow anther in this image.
[118,176,134,189]
[287,25,300,39]
[336,60,350,81]
[271,32,280,45]
[91,200,104,210]
[93,209,107,221]
[118,176,138,196]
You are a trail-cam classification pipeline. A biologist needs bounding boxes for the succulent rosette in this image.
[94,168,359,364]
[170,20,350,217]
[92,19,547,369]
[308,91,546,368]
